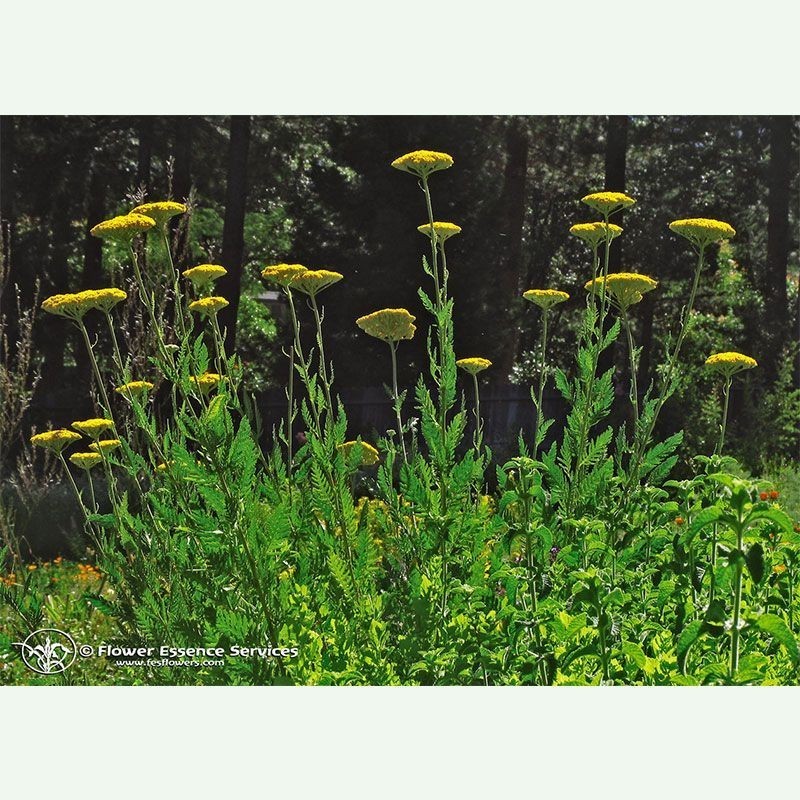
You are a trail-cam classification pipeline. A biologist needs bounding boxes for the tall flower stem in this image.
[86,470,98,512]
[533,308,550,458]
[103,312,126,382]
[622,309,640,426]
[389,341,408,462]
[715,377,733,456]
[162,228,187,340]
[568,225,613,513]
[309,294,335,427]
[471,373,484,453]
[627,244,707,489]
[286,343,295,472]
[57,453,90,523]
[76,320,113,415]
[730,521,745,679]
[129,244,169,363]
[420,176,451,518]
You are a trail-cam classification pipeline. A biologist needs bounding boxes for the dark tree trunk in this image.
[40,193,74,386]
[602,115,629,410]
[1,115,18,352]
[75,158,108,386]
[604,115,628,271]
[218,116,251,352]
[493,117,529,383]
[170,116,193,264]
[763,116,793,379]
[136,116,154,195]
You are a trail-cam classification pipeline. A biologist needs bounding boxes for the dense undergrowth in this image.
[2,151,798,685]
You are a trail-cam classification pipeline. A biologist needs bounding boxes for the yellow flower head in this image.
[130,201,187,227]
[115,380,154,399]
[71,418,114,439]
[88,439,121,454]
[30,429,82,454]
[83,288,128,313]
[669,218,736,248]
[90,213,155,241]
[356,308,416,342]
[704,351,757,378]
[417,222,462,244]
[338,440,380,467]
[391,150,454,178]
[189,372,222,395]
[261,264,309,288]
[69,452,103,470]
[290,269,344,297]
[569,222,623,247]
[584,272,658,310]
[523,289,570,310]
[155,461,173,473]
[581,192,636,217]
[183,264,227,290]
[189,296,229,317]
[456,357,492,375]
[41,293,94,321]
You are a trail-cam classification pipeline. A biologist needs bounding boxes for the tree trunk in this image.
[218,115,251,352]
[1,115,18,353]
[75,159,107,386]
[136,116,154,196]
[494,117,529,383]
[764,115,793,379]
[604,115,628,271]
[602,115,629,413]
[170,116,193,264]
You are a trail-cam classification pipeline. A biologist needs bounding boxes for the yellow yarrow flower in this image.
[71,418,114,439]
[30,429,82,454]
[417,222,462,244]
[42,289,126,320]
[704,351,757,378]
[88,439,121,454]
[183,264,227,290]
[569,222,623,247]
[90,213,155,241]
[189,296,229,316]
[338,440,380,467]
[261,264,309,288]
[130,201,187,227]
[581,192,636,217]
[584,272,658,310]
[456,357,492,375]
[669,218,736,248]
[69,452,103,470]
[391,150,454,178]
[356,309,416,342]
[115,380,154,399]
[290,269,343,297]
[522,289,570,310]
[41,293,94,320]
[189,373,222,394]
[85,288,127,313]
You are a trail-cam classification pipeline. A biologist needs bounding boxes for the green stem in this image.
[730,525,744,679]
[622,309,639,426]
[77,320,112,416]
[309,294,334,428]
[287,343,295,473]
[86,469,97,512]
[716,377,732,456]
[533,308,549,458]
[471,372,483,453]
[163,227,187,340]
[626,245,706,489]
[58,453,90,523]
[389,342,408,462]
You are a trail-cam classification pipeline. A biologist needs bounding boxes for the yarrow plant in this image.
[12,155,798,689]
